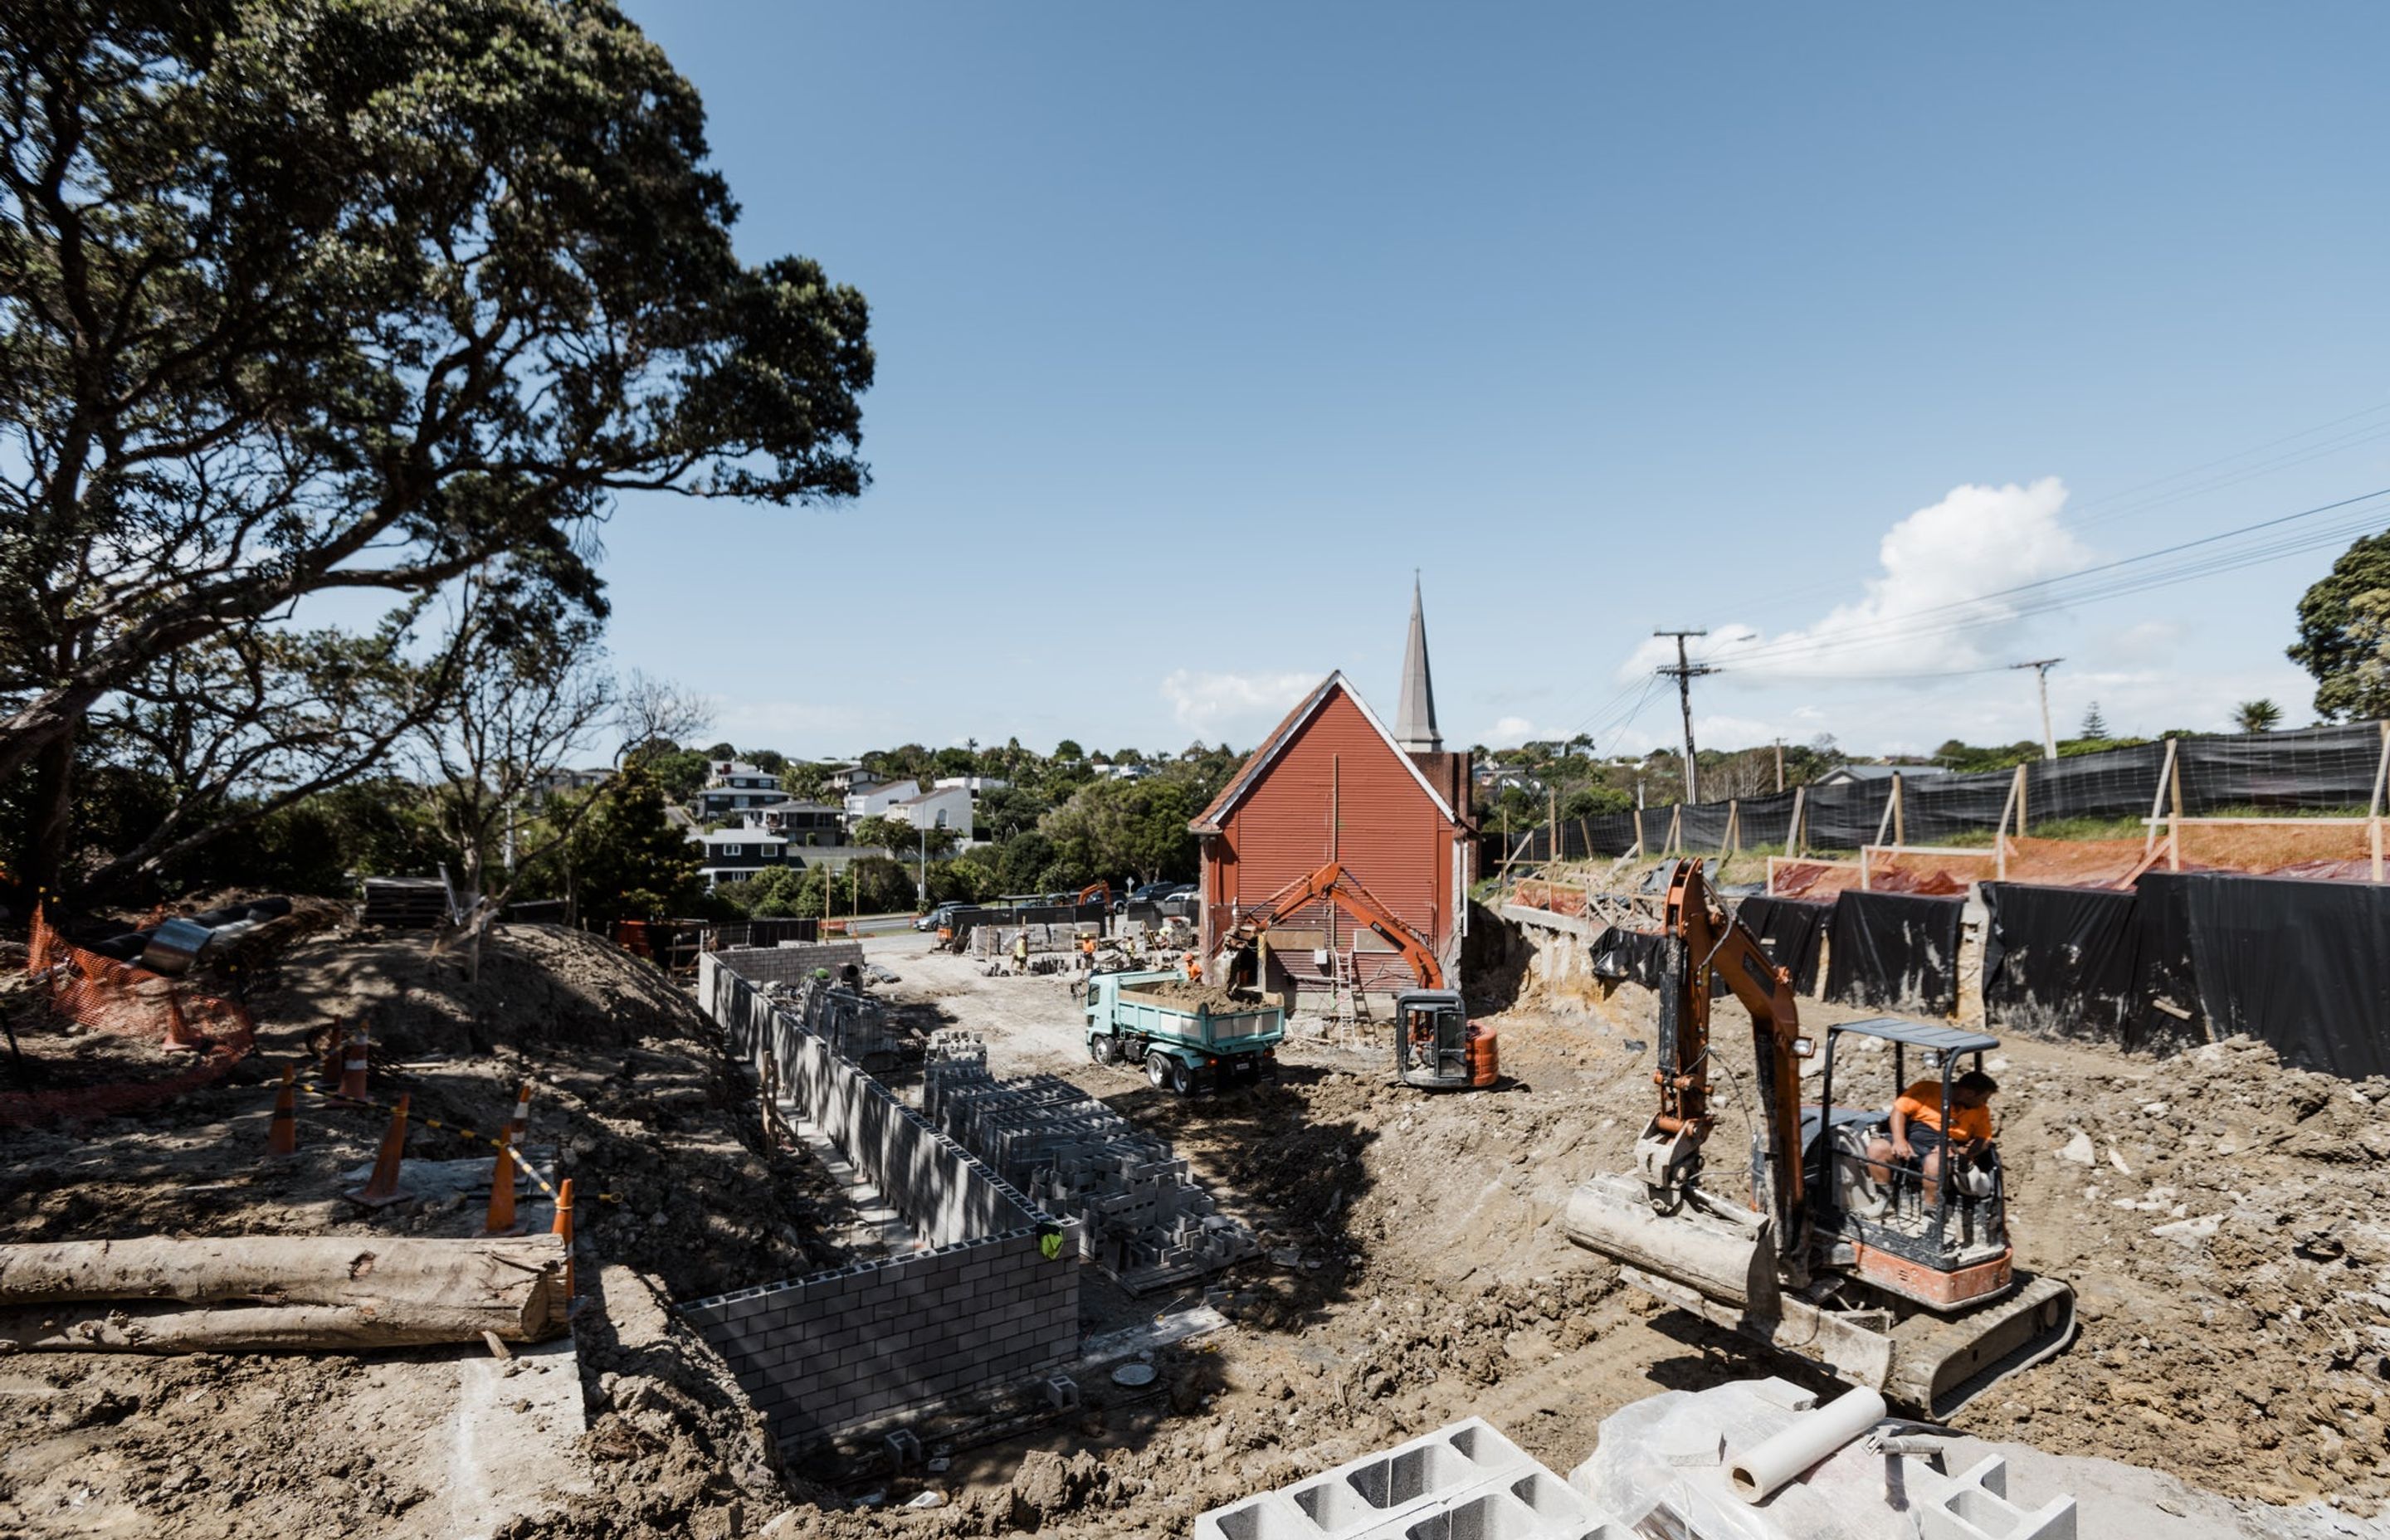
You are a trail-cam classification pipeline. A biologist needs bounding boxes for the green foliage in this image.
[537,768,704,926]
[975,784,1051,840]
[635,748,715,802]
[851,815,957,857]
[2234,699,2284,733]
[2290,535,2390,722]
[1040,776,1200,885]
[733,865,808,918]
[2078,702,2110,739]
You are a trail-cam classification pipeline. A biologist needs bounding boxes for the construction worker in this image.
[1866,1070,1999,1204]
[1183,950,1202,983]
[1011,930,1030,974]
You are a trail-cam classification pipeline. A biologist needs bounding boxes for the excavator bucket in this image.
[1563,1173,2076,1420]
[1562,1174,1780,1312]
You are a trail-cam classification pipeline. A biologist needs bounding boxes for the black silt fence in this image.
[1980,884,2142,1048]
[1826,890,1966,1018]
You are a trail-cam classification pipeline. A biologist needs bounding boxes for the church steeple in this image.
[1393,574,1441,753]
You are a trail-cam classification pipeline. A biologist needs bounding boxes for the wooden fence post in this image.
[1786,785,1806,858]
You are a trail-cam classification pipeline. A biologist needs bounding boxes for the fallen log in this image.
[0,1235,568,1352]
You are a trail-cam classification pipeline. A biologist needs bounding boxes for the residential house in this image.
[885,783,973,841]
[750,799,846,846]
[685,826,797,889]
[1812,763,1950,788]
[844,778,922,822]
[695,759,785,820]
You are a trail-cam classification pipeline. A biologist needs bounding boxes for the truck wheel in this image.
[1089,1035,1115,1065]
[1146,1050,1180,1090]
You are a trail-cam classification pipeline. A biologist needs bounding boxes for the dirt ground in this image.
[0,920,847,1538]
[5,914,2386,1538]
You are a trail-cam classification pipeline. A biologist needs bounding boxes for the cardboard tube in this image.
[1729,1386,1888,1503]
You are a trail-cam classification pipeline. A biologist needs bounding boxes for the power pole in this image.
[1654,629,1719,804]
[1773,738,1785,793]
[2012,659,2064,761]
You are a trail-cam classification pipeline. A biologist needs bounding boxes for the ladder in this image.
[1324,946,1372,1046]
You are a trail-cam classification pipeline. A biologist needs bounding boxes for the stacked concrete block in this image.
[1197,1418,1630,1540]
[690,953,1082,1452]
[679,1226,1079,1452]
[924,1045,1257,1289]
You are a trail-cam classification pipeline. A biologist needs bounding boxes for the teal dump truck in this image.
[1083,968,1285,1093]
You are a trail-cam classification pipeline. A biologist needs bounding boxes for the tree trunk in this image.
[0,1234,568,1350]
[25,723,79,899]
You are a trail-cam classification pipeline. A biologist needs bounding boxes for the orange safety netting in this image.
[1505,880,1589,918]
[6,903,256,1128]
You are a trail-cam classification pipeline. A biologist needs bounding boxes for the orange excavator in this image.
[1562,859,2074,1416]
[1212,860,1496,1090]
[1075,880,1111,909]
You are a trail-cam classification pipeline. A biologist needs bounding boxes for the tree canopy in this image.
[0,0,871,892]
[2290,533,2390,722]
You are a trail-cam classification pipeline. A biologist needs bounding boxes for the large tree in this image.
[2290,532,2390,722]
[0,0,871,891]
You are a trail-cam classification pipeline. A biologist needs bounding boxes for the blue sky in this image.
[591,2,2390,762]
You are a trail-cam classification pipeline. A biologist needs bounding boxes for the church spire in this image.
[1393,573,1441,753]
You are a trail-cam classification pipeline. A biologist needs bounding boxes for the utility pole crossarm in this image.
[1655,629,1720,805]
[2011,658,2065,762]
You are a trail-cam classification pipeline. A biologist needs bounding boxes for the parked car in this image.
[1122,881,1178,909]
[915,900,967,933]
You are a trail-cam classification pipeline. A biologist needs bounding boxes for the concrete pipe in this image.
[1727,1385,1888,1503]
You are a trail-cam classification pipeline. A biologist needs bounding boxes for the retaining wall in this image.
[711,939,866,987]
[688,953,1079,1449]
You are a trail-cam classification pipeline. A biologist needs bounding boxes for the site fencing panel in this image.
[1494,722,2388,862]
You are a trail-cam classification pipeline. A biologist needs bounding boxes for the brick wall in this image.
[690,952,1080,1449]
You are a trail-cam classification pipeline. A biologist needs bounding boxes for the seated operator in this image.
[1865,1070,1999,1204]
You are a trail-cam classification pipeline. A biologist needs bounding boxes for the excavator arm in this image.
[1643,860,1808,1238]
[1076,880,1111,909]
[1215,860,1446,989]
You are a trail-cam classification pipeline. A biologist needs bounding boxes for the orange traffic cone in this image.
[27,900,60,972]
[506,1080,533,1145]
[162,992,206,1052]
[481,1128,523,1235]
[338,1026,370,1101]
[348,1094,410,1206]
[266,1064,298,1159]
[319,1021,346,1083]
[550,1177,576,1298]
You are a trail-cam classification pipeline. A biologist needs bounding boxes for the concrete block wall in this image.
[713,939,866,987]
[691,953,1080,1449]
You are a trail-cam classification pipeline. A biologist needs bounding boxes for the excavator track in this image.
[1884,1271,2076,1420]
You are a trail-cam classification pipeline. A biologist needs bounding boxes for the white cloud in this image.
[1491,715,1538,742]
[1160,670,1318,733]
[1618,478,2091,681]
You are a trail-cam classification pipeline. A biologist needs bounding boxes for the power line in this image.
[1704,486,2390,671]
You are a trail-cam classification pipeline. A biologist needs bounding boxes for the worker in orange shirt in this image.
[1866,1070,1999,1205]
[1182,950,1202,983]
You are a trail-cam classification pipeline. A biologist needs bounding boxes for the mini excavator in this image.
[1563,859,2075,1417]
[1212,860,1496,1090]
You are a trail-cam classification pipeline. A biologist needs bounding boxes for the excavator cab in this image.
[1393,988,1496,1090]
[1807,1018,2017,1309]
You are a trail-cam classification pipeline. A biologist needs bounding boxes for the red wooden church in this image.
[1190,582,1475,995]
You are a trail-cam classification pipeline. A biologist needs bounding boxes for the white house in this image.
[932,775,1009,798]
[885,783,974,841]
[843,779,922,821]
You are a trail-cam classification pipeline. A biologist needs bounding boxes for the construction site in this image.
[4,597,2388,1540]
